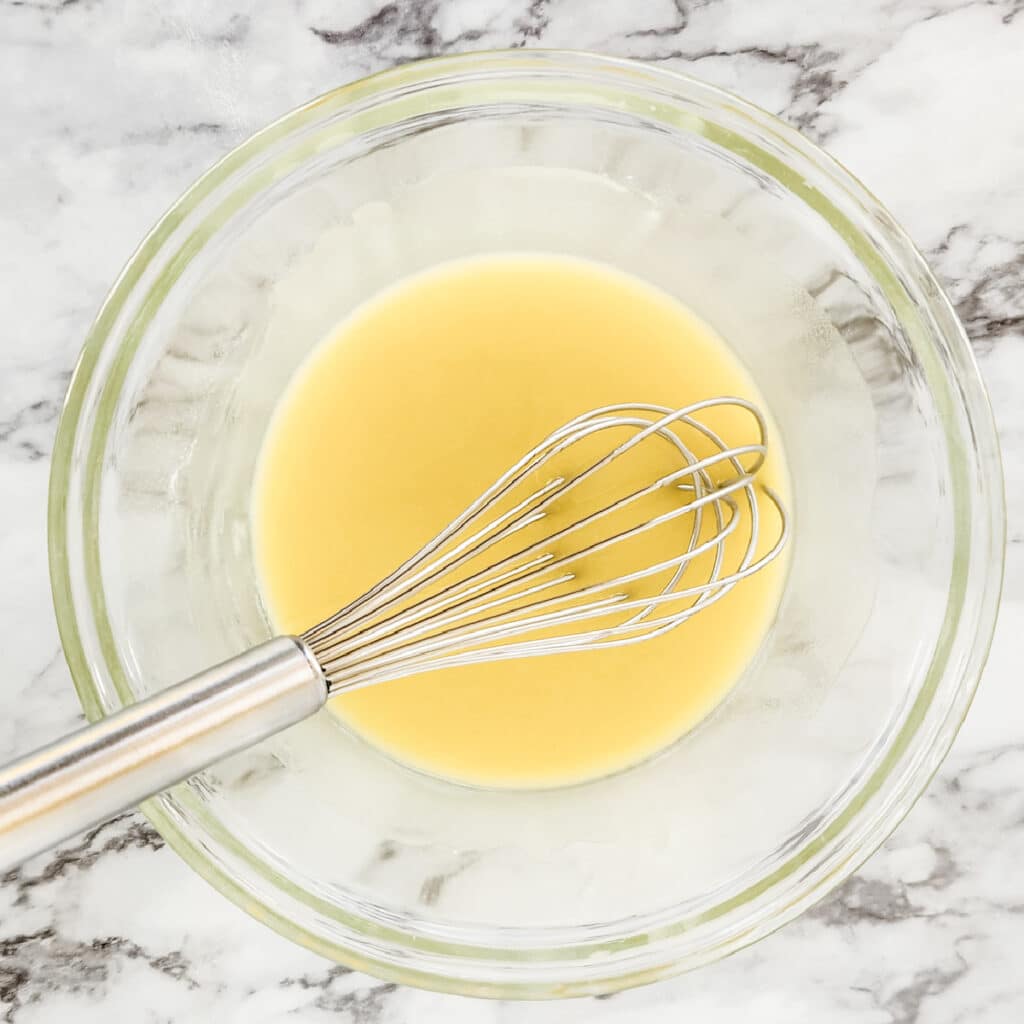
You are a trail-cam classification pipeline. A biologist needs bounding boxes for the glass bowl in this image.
[48,50,1004,998]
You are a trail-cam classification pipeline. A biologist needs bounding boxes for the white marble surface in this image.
[1,0,1022,1020]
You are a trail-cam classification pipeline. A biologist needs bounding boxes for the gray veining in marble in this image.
[1,1,1023,1020]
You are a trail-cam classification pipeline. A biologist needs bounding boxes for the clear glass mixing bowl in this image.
[48,51,1004,997]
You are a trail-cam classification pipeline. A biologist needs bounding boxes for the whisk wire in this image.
[310,452,749,669]
[304,399,788,691]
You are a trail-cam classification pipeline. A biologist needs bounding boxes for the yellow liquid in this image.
[254,255,789,787]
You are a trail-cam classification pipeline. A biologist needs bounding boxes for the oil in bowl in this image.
[253,253,790,788]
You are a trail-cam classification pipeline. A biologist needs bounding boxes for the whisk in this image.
[0,400,787,870]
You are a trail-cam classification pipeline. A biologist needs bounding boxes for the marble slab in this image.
[1,1,1022,1020]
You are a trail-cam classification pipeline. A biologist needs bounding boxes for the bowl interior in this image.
[53,53,999,995]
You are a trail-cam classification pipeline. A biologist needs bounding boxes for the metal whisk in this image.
[0,400,787,870]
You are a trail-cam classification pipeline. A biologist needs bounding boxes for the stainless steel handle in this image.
[0,636,326,871]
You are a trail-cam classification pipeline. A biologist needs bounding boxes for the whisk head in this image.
[302,400,789,692]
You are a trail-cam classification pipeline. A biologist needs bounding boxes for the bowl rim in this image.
[47,48,1006,998]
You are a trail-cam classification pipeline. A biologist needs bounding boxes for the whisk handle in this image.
[0,636,325,871]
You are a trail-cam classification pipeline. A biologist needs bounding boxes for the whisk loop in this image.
[304,399,789,691]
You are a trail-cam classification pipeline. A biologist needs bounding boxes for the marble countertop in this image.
[2,1,1022,1020]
